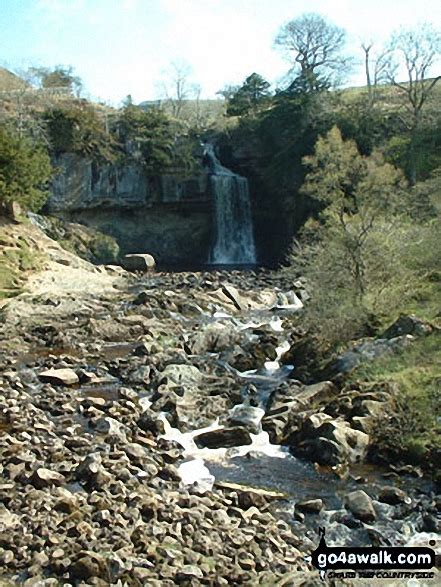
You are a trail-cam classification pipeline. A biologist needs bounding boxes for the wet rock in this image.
[296,499,323,513]
[137,410,165,435]
[295,416,369,465]
[122,253,156,272]
[345,490,377,523]
[38,368,79,386]
[29,468,65,489]
[227,405,265,433]
[194,427,252,449]
[378,486,411,505]
[422,514,441,533]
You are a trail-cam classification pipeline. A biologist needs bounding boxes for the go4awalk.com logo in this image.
[305,528,437,581]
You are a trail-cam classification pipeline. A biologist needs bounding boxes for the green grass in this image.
[0,230,43,299]
[349,331,441,473]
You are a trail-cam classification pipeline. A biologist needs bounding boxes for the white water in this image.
[158,331,293,492]
[204,144,256,265]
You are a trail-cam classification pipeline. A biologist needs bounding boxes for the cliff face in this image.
[47,154,213,265]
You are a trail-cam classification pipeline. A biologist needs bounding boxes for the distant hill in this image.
[0,68,27,92]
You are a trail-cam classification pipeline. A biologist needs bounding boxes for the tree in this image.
[226,73,271,116]
[361,42,390,107]
[43,103,116,162]
[116,104,175,174]
[0,127,52,212]
[287,126,414,346]
[157,61,199,120]
[275,13,349,92]
[300,126,405,300]
[384,23,441,184]
[27,65,82,97]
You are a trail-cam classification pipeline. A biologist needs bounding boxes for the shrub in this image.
[0,127,52,212]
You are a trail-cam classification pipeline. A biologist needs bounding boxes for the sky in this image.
[1,0,440,105]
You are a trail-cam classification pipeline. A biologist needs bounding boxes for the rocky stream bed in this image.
[0,259,439,586]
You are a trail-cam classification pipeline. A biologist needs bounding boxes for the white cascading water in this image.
[204,144,256,265]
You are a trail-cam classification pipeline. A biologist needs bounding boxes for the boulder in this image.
[378,486,410,505]
[39,368,79,386]
[75,454,111,487]
[121,253,156,272]
[227,405,265,433]
[161,364,202,386]
[345,490,377,523]
[382,314,433,339]
[295,381,338,405]
[194,427,252,449]
[296,499,324,513]
[332,335,415,374]
[95,417,128,441]
[295,416,369,465]
[29,468,65,489]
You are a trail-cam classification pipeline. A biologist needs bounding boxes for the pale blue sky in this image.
[1,0,440,105]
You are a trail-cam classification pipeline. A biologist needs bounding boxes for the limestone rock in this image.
[39,368,79,386]
[194,427,252,449]
[29,468,65,489]
[221,284,247,311]
[295,416,369,465]
[345,490,377,522]
[296,499,324,513]
[382,314,433,339]
[122,253,156,272]
[378,486,411,505]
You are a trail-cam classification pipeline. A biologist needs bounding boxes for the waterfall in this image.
[204,144,256,265]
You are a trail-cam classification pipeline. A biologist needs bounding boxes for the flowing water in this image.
[204,144,256,265]
[155,301,439,550]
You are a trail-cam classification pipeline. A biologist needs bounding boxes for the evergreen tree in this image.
[0,127,52,212]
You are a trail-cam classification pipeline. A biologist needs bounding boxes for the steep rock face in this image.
[218,140,313,266]
[47,154,213,264]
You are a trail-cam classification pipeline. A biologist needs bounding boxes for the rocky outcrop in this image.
[46,154,213,264]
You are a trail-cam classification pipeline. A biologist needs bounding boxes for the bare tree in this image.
[275,13,350,91]
[384,23,441,183]
[361,42,390,106]
[157,60,198,119]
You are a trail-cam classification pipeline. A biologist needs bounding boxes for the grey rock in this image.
[378,486,411,505]
[29,468,65,489]
[345,490,377,523]
[382,314,433,339]
[39,368,79,386]
[296,499,324,513]
[194,427,252,449]
[122,253,156,272]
